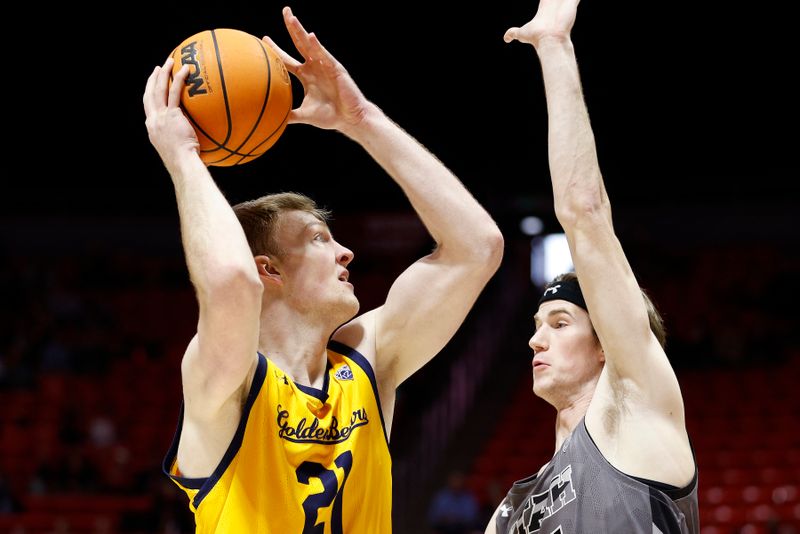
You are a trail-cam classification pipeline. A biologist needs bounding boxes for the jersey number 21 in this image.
[296,451,353,533]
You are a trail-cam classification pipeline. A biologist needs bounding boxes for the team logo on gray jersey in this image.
[508,465,576,533]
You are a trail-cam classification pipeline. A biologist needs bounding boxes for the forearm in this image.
[169,154,258,293]
[537,37,608,225]
[344,105,502,263]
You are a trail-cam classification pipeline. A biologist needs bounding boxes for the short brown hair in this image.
[232,192,331,258]
[551,272,666,348]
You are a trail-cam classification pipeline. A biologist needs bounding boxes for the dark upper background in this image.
[6,1,796,226]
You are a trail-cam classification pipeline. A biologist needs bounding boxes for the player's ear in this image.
[255,255,283,286]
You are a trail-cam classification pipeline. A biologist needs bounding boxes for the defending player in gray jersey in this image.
[496,371,698,532]
[486,1,700,532]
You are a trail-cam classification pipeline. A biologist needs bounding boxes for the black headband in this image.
[538,278,587,311]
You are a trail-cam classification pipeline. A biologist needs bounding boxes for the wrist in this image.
[535,34,574,53]
[164,146,205,180]
[339,102,386,142]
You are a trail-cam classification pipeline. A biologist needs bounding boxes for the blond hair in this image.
[232,192,331,258]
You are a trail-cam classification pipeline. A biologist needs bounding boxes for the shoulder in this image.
[331,309,380,367]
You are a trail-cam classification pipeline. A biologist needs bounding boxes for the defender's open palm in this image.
[264,6,369,133]
[504,0,580,47]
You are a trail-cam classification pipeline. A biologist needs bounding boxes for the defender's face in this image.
[272,210,359,319]
[529,300,604,403]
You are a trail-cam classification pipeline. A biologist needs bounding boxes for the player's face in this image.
[528,300,604,405]
[271,210,359,321]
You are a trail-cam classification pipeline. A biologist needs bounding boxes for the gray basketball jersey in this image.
[495,419,699,533]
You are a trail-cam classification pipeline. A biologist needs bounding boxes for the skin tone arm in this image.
[484,504,501,534]
[505,0,694,485]
[143,61,263,475]
[267,8,505,406]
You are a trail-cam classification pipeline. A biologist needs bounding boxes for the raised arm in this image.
[143,60,262,443]
[345,104,504,388]
[266,7,504,389]
[506,0,694,483]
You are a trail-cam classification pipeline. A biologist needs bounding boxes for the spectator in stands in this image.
[143,6,503,532]
[88,413,117,449]
[30,448,100,494]
[428,470,480,534]
[0,474,21,513]
[485,1,699,532]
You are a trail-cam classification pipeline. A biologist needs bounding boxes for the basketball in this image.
[170,29,292,166]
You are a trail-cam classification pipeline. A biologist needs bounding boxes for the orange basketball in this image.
[170,28,292,166]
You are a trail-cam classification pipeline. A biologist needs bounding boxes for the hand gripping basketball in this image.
[170,28,293,166]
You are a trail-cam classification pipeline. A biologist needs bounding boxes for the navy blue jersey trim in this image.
[327,340,389,446]
[294,359,332,403]
[162,354,267,508]
[162,404,205,488]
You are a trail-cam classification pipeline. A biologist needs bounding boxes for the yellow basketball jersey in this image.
[163,341,392,533]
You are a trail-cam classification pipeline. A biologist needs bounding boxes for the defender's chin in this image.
[532,377,550,400]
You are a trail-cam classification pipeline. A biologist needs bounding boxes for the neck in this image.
[553,391,593,453]
[258,302,338,389]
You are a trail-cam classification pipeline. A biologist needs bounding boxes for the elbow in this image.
[553,170,610,229]
[434,225,505,275]
[466,226,504,274]
[483,227,505,273]
[554,195,609,231]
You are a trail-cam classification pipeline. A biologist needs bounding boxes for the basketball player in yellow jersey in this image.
[143,6,503,533]
[162,338,392,532]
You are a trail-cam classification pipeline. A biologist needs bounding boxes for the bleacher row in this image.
[1,286,195,533]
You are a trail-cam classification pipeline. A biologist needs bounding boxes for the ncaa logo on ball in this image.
[180,41,212,97]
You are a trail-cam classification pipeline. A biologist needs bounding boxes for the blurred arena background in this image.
[1,1,797,532]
